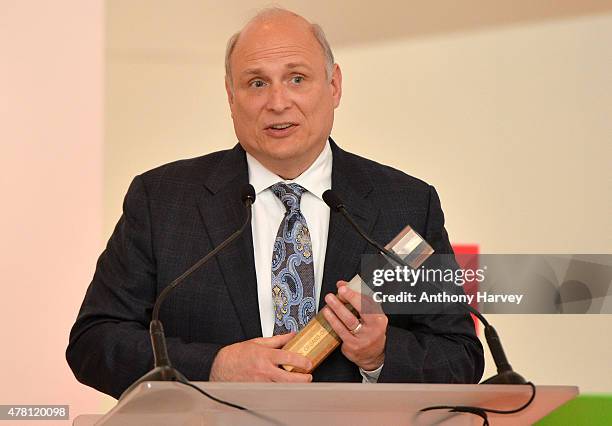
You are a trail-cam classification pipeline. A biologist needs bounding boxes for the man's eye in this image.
[250,80,266,88]
[291,76,304,84]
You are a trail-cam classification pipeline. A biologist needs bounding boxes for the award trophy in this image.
[282,225,434,373]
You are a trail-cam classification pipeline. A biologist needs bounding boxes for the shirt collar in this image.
[246,139,332,200]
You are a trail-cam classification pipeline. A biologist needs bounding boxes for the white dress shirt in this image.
[246,139,382,382]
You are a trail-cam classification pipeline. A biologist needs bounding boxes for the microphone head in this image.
[322,189,344,212]
[241,184,256,205]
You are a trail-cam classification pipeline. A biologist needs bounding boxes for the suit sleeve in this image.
[66,176,223,399]
[377,185,485,384]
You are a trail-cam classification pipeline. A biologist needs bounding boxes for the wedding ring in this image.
[349,322,363,335]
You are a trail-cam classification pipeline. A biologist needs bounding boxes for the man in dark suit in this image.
[67,8,483,399]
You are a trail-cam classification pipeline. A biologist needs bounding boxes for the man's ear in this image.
[224,76,235,118]
[330,64,342,109]
[225,77,234,102]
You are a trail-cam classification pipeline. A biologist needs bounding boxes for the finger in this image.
[335,280,350,302]
[273,349,313,372]
[337,285,363,316]
[336,280,349,289]
[337,282,383,315]
[270,368,313,383]
[321,306,355,343]
[325,293,361,331]
[254,332,296,348]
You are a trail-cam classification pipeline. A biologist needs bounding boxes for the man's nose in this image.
[266,84,291,112]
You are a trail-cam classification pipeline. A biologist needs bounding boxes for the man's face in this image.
[226,15,341,178]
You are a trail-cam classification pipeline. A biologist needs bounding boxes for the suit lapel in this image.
[319,141,379,308]
[197,145,262,339]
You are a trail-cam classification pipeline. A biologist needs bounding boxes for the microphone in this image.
[241,184,256,205]
[322,189,526,385]
[120,184,257,398]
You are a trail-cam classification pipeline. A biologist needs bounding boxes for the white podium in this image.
[74,382,577,426]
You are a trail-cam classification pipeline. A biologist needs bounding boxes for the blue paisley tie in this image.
[270,182,316,334]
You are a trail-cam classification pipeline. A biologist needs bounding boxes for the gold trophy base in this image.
[281,310,341,373]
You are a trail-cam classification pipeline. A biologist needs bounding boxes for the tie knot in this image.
[271,182,306,213]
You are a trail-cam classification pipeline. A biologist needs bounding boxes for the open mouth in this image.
[269,123,294,130]
[265,122,299,137]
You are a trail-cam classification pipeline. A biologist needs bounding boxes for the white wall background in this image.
[0,0,110,421]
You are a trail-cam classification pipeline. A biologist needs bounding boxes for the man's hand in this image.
[322,281,388,371]
[209,332,313,382]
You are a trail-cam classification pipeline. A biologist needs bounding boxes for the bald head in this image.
[225,8,334,87]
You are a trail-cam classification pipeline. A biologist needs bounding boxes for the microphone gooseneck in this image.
[151,185,255,324]
[323,189,526,385]
[322,190,406,266]
[120,184,256,399]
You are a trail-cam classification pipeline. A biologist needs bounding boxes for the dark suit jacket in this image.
[66,139,484,399]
